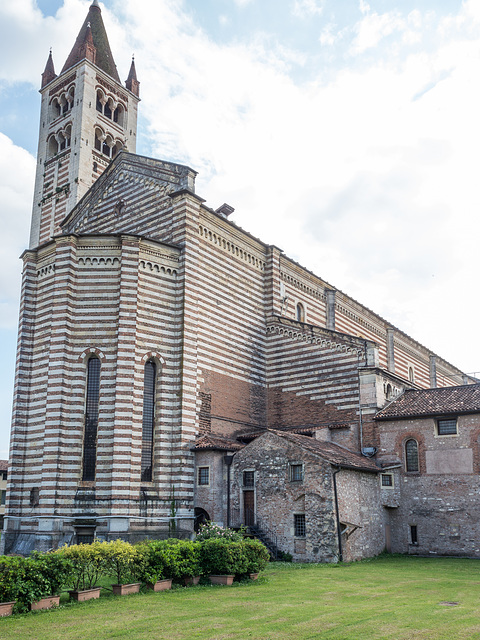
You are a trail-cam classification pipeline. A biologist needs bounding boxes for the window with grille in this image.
[405,439,419,473]
[294,514,306,537]
[437,418,457,436]
[141,361,156,482]
[82,357,100,481]
[381,473,393,487]
[243,471,255,487]
[198,467,210,486]
[290,464,304,482]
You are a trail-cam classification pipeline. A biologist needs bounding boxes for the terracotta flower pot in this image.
[112,583,141,596]
[31,595,61,610]
[249,573,259,580]
[146,579,172,592]
[69,587,101,602]
[0,601,15,617]
[209,575,234,586]
[183,576,200,586]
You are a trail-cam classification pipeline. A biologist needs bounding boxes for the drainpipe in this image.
[224,455,234,528]
[332,466,343,562]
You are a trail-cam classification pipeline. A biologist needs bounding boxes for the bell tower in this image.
[29,0,140,248]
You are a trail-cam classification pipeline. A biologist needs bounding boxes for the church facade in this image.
[4,2,479,559]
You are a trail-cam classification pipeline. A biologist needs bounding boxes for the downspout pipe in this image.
[332,465,343,563]
[224,454,234,528]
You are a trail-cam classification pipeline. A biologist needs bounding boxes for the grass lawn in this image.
[3,555,480,640]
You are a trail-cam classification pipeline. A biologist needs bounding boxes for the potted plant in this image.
[58,541,107,601]
[199,538,247,585]
[241,538,270,579]
[104,539,142,595]
[174,540,201,586]
[0,556,24,616]
[136,540,173,592]
[17,551,73,611]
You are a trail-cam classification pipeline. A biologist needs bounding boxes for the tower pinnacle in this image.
[41,49,57,88]
[126,55,140,97]
[61,0,120,81]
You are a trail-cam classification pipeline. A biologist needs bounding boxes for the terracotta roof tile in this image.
[191,434,245,452]
[274,432,379,473]
[61,2,120,81]
[375,383,480,420]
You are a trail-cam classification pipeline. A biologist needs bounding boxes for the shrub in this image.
[168,539,201,579]
[196,522,244,542]
[242,538,270,574]
[199,538,248,576]
[136,540,174,584]
[102,539,143,586]
[0,556,24,603]
[15,552,73,611]
[57,540,109,591]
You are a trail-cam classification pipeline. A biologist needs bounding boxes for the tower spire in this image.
[61,1,120,81]
[125,55,140,97]
[41,49,57,88]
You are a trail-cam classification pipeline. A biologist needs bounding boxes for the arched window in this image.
[296,303,305,323]
[82,357,100,481]
[405,439,419,473]
[386,383,392,400]
[408,367,415,383]
[141,360,157,482]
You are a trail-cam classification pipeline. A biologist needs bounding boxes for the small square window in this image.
[197,467,209,486]
[243,471,254,487]
[437,418,457,436]
[294,514,306,537]
[290,464,303,482]
[381,473,393,487]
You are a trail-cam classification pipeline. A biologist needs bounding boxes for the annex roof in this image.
[274,431,379,473]
[191,434,245,452]
[375,383,480,421]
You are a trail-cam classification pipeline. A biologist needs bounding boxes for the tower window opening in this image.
[141,360,157,482]
[104,101,112,119]
[296,303,305,323]
[82,356,101,482]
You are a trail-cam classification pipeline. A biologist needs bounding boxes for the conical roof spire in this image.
[41,49,57,88]
[125,55,140,97]
[61,1,120,81]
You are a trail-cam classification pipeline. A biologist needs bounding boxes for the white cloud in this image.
[233,0,254,7]
[350,9,406,54]
[0,133,34,328]
[292,0,324,19]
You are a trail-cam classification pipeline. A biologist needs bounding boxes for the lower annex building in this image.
[4,1,479,560]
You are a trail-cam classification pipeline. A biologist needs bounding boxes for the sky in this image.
[0,0,479,459]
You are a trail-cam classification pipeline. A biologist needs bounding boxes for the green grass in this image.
[3,555,480,640]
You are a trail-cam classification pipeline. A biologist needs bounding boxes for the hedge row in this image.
[0,533,269,612]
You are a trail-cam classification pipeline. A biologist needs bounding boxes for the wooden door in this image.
[243,490,255,526]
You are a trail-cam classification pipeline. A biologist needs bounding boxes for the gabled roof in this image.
[191,434,245,452]
[61,1,120,81]
[375,383,480,421]
[273,431,379,473]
